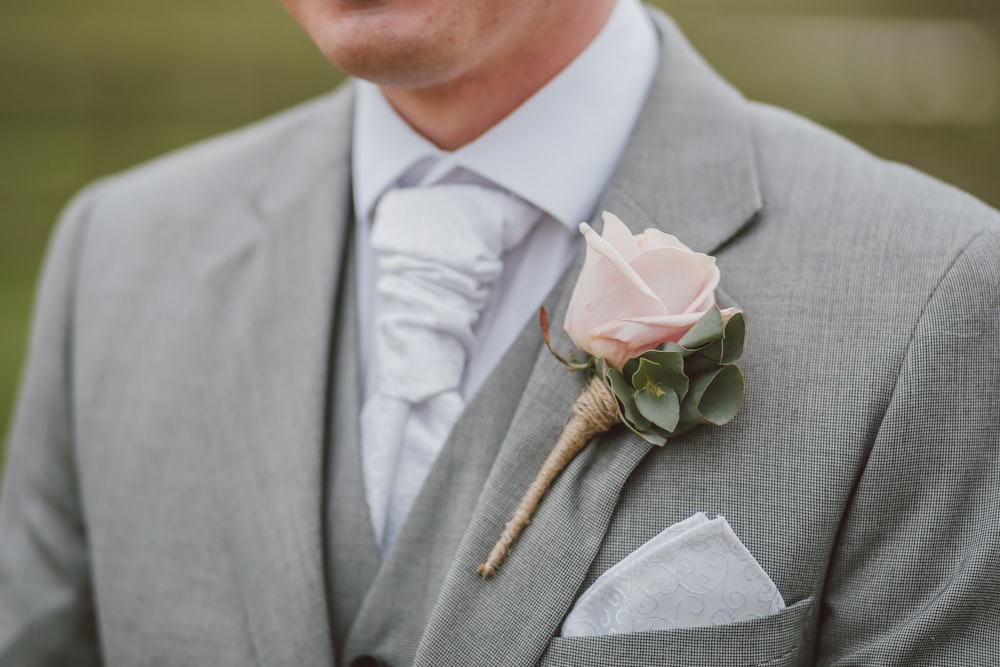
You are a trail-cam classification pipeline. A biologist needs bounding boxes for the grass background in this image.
[2,0,998,452]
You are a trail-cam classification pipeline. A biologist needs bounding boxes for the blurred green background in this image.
[2,0,998,450]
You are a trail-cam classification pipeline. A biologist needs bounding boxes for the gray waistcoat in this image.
[323,239,547,666]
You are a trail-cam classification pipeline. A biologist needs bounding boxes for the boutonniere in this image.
[477,212,746,577]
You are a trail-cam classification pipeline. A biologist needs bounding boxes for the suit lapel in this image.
[199,87,355,666]
[415,12,763,665]
[413,265,654,666]
[600,12,761,253]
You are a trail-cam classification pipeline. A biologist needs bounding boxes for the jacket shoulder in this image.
[47,84,354,304]
[745,102,1000,248]
[86,84,354,219]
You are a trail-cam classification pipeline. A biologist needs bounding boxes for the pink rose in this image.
[565,212,729,370]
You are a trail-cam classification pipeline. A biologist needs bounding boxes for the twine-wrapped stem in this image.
[477,376,620,577]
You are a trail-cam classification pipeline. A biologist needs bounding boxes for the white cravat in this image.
[353,0,660,401]
[351,0,660,556]
[362,184,540,554]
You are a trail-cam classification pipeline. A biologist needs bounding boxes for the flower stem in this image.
[477,377,620,577]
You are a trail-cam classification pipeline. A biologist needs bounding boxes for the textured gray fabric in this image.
[0,90,356,666]
[338,271,558,667]
[0,184,104,667]
[323,208,561,667]
[0,7,998,667]
[413,12,1000,667]
[324,223,381,655]
[539,596,815,667]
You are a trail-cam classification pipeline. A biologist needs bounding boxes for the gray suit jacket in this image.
[2,11,998,667]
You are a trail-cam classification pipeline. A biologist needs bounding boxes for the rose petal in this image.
[686,288,716,315]
[564,223,665,352]
[586,337,635,371]
[683,272,723,314]
[587,312,706,369]
[720,307,741,322]
[635,228,692,253]
[577,223,662,304]
[599,211,641,261]
[591,312,706,347]
[628,247,719,315]
[590,313,707,369]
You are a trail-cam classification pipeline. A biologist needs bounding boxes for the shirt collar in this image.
[352,0,659,230]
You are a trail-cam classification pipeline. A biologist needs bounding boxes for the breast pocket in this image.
[538,595,815,667]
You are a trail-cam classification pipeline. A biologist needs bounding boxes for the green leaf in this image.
[678,392,709,427]
[603,366,651,432]
[721,311,746,365]
[602,363,628,400]
[639,349,688,398]
[618,414,669,446]
[635,386,680,432]
[682,357,713,376]
[634,428,669,446]
[679,306,724,350]
[685,365,745,426]
[668,421,698,438]
[694,339,725,364]
[658,341,686,356]
[632,358,665,390]
[686,368,718,404]
[622,357,641,384]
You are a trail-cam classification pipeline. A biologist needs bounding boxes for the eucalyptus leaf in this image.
[603,366,651,432]
[687,367,721,404]
[678,392,711,426]
[594,307,746,444]
[696,365,744,425]
[683,350,719,376]
[603,365,630,399]
[632,358,665,390]
[679,306,724,350]
[635,386,680,432]
[721,312,746,364]
[639,349,688,398]
[622,357,641,382]
[683,366,744,426]
[629,423,669,446]
[694,339,725,365]
[668,421,698,438]
[680,367,724,426]
[658,341,686,356]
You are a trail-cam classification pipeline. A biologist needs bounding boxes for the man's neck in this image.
[379,4,615,151]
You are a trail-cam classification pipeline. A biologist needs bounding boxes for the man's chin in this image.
[318,38,465,90]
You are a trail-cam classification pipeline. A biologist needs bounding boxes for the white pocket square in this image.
[560,513,785,637]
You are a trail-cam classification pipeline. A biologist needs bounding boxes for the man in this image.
[1,0,998,664]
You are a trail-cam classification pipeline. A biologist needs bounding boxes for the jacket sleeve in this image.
[816,228,1000,664]
[0,185,105,666]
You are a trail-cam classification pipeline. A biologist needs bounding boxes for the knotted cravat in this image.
[361,184,539,554]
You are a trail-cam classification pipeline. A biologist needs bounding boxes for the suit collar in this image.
[415,10,761,664]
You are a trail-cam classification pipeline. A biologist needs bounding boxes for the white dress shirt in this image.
[351,0,659,548]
